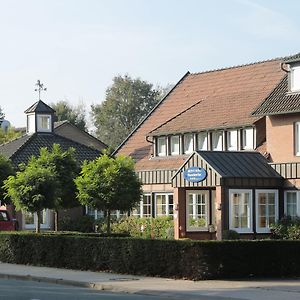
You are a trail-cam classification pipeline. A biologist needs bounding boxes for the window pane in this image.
[230,191,251,230]
[291,66,300,91]
[197,132,208,150]
[170,136,180,155]
[168,195,174,215]
[286,192,297,218]
[212,131,222,151]
[184,134,194,154]
[257,191,277,230]
[157,137,166,156]
[242,128,254,150]
[227,130,238,151]
[187,192,208,229]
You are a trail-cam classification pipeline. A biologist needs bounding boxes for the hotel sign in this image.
[183,167,207,183]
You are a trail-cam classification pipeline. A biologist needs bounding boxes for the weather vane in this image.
[34,80,47,100]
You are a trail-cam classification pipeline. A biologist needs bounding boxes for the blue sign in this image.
[183,167,207,183]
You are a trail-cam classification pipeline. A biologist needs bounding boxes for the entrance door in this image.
[186,190,209,232]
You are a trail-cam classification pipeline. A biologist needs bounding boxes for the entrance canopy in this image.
[172,151,283,188]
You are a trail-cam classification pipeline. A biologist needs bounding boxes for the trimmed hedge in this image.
[1,233,300,280]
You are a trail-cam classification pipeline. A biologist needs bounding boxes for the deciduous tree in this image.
[75,154,142,234]
[0,155,14,204]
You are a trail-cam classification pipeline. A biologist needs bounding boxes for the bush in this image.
[2,233,300,280]
[222,230,240,240]
[271,216,300,240]
[95,216,174,239]
[59,215,95,233]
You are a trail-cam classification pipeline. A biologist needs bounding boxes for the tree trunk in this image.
[106,210,111,235]
[54,210,59,232]
[36,210,41,234]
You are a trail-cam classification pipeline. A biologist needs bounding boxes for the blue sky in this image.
[1,0,300,127]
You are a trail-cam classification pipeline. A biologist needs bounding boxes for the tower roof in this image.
[24,100,55,114]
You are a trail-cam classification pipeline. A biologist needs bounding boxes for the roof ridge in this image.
[148,99,204,136]
[190,55,288,76]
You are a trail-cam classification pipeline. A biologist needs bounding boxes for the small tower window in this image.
[37,115,51,132]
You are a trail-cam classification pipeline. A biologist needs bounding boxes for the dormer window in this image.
[212,131,223,151]
[197,132,208,151]
[170,135,180,155]
[227,129,238,151]
[157,137,167,157]
[37,115,51,132]
[290,63,300,92]
[184,133,194,154]
[242,127,254,150]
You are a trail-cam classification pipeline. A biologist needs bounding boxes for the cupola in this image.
[24,100,55,134]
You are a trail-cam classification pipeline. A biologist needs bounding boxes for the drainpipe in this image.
[146,135,155,157]
[281,62,289,73]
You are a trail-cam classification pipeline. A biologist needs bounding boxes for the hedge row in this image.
[1,233,300,280]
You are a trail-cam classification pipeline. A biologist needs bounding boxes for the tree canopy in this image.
[0,127,22,145]
[91,75,170,149]
[75,154,142,234]
[0,106,4,120]
[51,100,87,131]
[0,155,14,204]
[4,158,58,233]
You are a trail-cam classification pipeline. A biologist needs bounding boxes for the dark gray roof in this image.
[0,132,100,167]
[284,53,300,64]
[197,151,282,178]
[252,75,300,116]
[24,100,55,114]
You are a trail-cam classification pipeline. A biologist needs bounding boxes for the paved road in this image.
[0,279,183,300]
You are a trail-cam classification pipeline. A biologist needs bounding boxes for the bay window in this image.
[229,189,252,233]
[184,134,194,154]
[197,132,208,151]
[186,191,209,231]
[256,190,278,233]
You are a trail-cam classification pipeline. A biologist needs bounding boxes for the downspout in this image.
[146,135,155,157]
[281,62,289,73]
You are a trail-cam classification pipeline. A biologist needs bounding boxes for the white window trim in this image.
[23,209,51,229]
[212,131,223,151]
[227,129,238,151]
[229,189,253,234]
[295,122,300,156]
[37,114,52,132]
[154,193,173,217]
[186,190,209,232]
[284,191,300,218]
[184,133,194,154]
[242,127,254,150]
[197,132,208,151]
[157,137,167,157]
[255,189,279,234]
[290,64,300,92]
[170,135,180,156]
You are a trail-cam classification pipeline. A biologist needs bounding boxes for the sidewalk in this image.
[1,262,300,299]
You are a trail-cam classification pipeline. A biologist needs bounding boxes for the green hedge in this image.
[1,233,300,280]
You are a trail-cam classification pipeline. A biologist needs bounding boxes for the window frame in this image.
[132,193,152,218]
[156,136,167,157]
[186,190,209,232]
[241,127,254,150]
[23,209,51,229]
[197,132,208,151]
[37,114,52,132]
[154,193,173,217]
[211,131,223,151]
[229,189,253,233]
[255,189,279,233]
[284,191,300,219]
[295,122,300,156]
[290,63,300,92]
[170,135,180,156]
[227,129,238,151]
[183,133,194,154]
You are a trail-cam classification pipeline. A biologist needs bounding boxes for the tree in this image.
[0,127,22,145]
[91,75,169,148]
[0,155,14,204]
[4,160,57,233]
[51,100,87,131]
[75,154,142,234]
[0,106,4,120]
[35,144,80,231]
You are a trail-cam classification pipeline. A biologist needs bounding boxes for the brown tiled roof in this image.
[116,59,285,171]
[252,75,300,116]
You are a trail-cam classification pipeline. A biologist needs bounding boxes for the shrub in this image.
[222,230,240,240]
[271,216,300,240]
[95,216,174,239]
[2,233,300,280]
[59,215,95,233]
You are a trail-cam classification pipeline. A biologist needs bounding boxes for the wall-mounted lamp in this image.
[217,203,222,211]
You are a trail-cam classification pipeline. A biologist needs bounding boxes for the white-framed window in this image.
[290,64,300,92]
[86,206,104,220]
[186,190,209,231]
[256,190,278,233]
[229,189,253,233]
[170,135,180,155]
[37,114,51,132]
[157,137,167,157]
[132,194,152,218]
[23,209,50,229]
[227,129,238,151]
[197,132,208,151]
[155,193,173,217]
[284,191,299,219]
[242,127,254,150]
[27,114,36,133]
[295,122,300,156]
[212,131,223,151]
[184,133,194,154]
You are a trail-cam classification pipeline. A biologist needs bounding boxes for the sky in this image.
[1,0,300,128]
